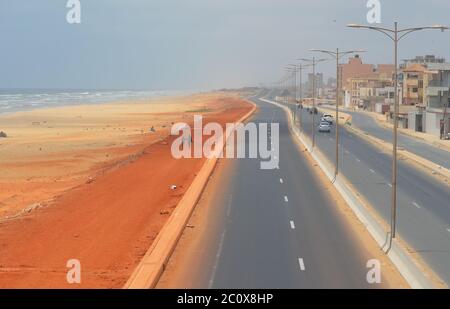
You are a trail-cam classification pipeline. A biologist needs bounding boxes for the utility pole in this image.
[299,57,328,148]
[309,48,364,177]
[348,22,448,245]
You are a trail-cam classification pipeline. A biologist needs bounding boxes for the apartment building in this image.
[424,63,450,137]
[401,64,432,106]
[348,76,393,110]
[340,55,394,108]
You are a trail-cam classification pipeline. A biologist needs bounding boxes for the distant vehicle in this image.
[318,121,331,133]
[321,114,333,124]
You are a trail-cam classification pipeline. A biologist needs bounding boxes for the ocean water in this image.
[0,89,191,114]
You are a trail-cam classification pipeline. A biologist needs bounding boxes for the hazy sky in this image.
[1,0,450,90]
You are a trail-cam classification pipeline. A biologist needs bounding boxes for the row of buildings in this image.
[339,55,450,138]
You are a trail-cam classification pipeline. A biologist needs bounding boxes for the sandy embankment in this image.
[0,93,253,288]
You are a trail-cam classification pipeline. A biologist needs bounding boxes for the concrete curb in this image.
[261,98,443,289]
[319,106,450,184]
[124,102,257,289]
[368,111,450,153]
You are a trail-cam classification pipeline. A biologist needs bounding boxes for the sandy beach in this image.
[0,93,238,217]
[0,92,254,288]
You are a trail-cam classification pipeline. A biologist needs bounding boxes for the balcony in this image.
[426,86,448,97]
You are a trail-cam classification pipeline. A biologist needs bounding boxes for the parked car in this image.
[318,121,331,133]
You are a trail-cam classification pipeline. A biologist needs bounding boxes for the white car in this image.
[321,114,333,124]
[318,122,331,133]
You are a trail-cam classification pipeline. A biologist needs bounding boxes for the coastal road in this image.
[344,110,450,170]
[157,96,401,289]
[293,101,450,285]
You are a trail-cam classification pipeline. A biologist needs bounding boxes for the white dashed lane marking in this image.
[280,178,284,184]
[298,258,305,271]
[284,196,289,202]
[208,230,227,288]
[227,195,233,217]
[290,221,296,229]
[369,169,375,174]
[412,201,421,209]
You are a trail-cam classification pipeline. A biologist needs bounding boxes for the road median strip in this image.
[261,98,446,289]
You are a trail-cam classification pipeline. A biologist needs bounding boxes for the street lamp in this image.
[309,48,365,178]
[285,65,297,103]
[287,63,310,129]
[299,57,329,148]
[284,66,296,104]
[347,22,448,244]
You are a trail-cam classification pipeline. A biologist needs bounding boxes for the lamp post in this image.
[299,57,328,148]
[287,66,297,103]
[285,66,296,104]
[287,64,303,121]
[296,63,312,132]
[309,48,365,178]
[347,22,448,243]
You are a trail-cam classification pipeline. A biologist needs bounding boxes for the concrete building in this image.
[340,55,394,108]
[401,64,433,106]
[340,55,374,92]
[306,73,324,97]
[424,63,450,138]
[348,76,393,110]
[400,55,445,70]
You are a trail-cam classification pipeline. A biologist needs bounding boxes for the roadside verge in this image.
[261,98,446,289]
[123,101,257,289]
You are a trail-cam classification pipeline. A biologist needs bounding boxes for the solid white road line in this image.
[284,196,289,202]
[290,220,296,229]
[298,258,305,271]
[412,201,421,209]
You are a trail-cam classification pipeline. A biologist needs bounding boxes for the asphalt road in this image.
[344,110,450,170]
[161,96,392,288]
[291,100,450,285]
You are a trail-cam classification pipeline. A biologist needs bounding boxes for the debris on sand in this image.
[170,185,177,190]
[149,126,156,132]
[22,203,41,214]
[0,131,7,138]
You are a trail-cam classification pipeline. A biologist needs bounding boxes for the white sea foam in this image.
[0,89,193,114]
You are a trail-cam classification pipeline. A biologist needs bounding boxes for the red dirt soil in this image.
[0,98,253,288]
